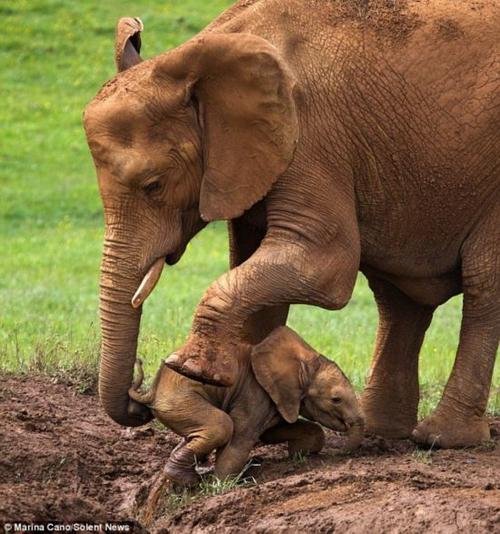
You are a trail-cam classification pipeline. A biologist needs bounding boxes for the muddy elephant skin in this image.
[83,1,500,448]
[129,327,364,484]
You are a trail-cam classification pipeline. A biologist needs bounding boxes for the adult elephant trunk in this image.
[98,242,153,427]
[345,417,365,450]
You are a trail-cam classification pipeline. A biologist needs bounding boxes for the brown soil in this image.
[0,375,499,533]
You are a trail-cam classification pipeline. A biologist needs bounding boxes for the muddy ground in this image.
[0,375,498,533]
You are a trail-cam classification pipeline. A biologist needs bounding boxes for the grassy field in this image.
[0,0,497,417]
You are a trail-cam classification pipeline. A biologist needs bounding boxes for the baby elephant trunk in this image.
[345,417,365,450]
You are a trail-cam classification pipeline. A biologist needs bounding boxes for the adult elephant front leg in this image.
[167,179,360,386]
[361,275,435,438]
[228,213,289,345]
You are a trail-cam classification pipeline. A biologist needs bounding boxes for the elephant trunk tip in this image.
[105,400,153,427]
[345,417,365,450]
[99,385,153,428]
[126,397,154,424]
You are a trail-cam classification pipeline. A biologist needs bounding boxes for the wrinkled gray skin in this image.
[129,327,364,484]
[84,0,499,449]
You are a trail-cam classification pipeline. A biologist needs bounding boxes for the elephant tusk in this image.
[131,257,165,308]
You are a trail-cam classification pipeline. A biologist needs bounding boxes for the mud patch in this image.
[435,17,465,40]
[0,375,498,532]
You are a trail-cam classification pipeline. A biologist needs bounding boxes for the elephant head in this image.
[251,327,365,449]
[83,19,298,425]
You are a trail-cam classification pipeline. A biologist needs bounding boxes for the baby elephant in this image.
[129,326,364,485]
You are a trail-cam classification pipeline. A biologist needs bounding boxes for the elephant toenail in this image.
[184,359,202,374]
[167,352,180,364]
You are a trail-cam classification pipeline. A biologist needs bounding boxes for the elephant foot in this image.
[361,389,417,439]
[165,344,239,387]
[412,411,490,448]
[164,446,200,487]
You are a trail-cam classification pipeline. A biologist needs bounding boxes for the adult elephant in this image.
[84,0,499,448]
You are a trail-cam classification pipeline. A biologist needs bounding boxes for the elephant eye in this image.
[142,181,162,194]
[332,397,342,404]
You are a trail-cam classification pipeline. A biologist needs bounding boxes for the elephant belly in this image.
[361,264,462,307]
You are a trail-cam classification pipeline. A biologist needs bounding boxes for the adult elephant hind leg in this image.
[412,224,500,448]
[261,420,325,457]
[361,276,435,439]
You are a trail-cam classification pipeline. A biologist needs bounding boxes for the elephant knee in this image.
[320,286,353,310]
[316,268,357,310]
[301,252,357,311]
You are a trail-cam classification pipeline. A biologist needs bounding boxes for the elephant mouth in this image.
[326,414,360,435]
[333,418,349,433]
[166,247,185,265]
[131,257,166,308]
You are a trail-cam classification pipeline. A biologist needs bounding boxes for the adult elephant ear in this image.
[115,17,143,72]
[158,33,299,221]
[251,327,320,423]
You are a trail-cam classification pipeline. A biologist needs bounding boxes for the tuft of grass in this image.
[1,328,100,394]
[199,471,257,497]
[162,488,193,514]
[477,440,496,452]
[412,435,439,464]
[161,463,257,514]
[290,451,308,465]
[412,448,434,465]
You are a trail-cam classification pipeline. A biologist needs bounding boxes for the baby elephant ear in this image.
[115,17,143,72]
[251,326,319,423]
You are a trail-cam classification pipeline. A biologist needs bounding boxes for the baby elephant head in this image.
[251,326,364,449]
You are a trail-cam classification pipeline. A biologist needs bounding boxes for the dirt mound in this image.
[0,375,498,532]
[0,375,168,530]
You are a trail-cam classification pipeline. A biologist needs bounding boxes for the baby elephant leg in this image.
[158,404,233,486]
[261,421,325,457]
[214,435,257,480]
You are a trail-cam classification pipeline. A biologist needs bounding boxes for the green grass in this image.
[0,0,498,418]
[162,467,257,514]
[412,447,434,465]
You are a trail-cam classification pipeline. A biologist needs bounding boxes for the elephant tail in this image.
[128,358,156,407]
